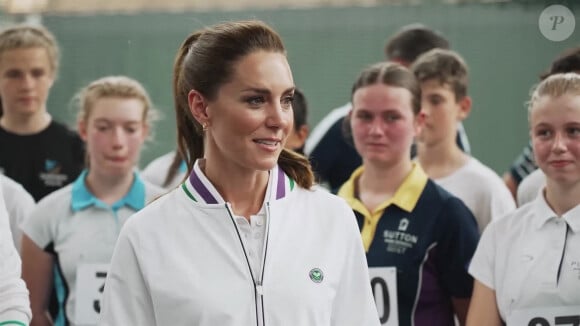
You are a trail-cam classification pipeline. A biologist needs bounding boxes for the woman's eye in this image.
[246,96,265,106]
[356,113,372,121]
[535,129,551,138]
[567,127,580,136]
[282,96,294,108]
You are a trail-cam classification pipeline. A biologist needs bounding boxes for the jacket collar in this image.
[181,159,295,205]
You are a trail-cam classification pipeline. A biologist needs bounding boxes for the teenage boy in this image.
[412,49,515,233]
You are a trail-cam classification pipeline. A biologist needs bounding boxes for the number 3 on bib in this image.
[75,263,109,325]
[369,267,399,326]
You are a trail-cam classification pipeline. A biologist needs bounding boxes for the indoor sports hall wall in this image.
[42,3,578,173]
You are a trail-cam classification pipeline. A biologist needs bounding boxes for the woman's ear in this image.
[188,90,209,127]
[77,120,88,142]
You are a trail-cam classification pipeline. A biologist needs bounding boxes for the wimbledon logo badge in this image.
[309,268,324,283]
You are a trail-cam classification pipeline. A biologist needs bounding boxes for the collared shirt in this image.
[469,191,580,321]
[98,159,380,326]
[22,170,164,326]
[338,163,427,252]
[181,159,294,282]
[338,163,479,326]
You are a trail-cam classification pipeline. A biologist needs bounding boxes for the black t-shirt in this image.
[0,120,85,201]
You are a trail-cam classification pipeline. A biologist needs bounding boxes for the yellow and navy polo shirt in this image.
[338,163,480,326]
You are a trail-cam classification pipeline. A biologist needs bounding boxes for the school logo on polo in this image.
[39,159,68,187]
[309,268,324,283]
[383,221,418,254]
[398,218,409,231]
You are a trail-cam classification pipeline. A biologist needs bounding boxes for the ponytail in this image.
[163,150,185,188]
[173,31,203,176]
[278,149,314,189]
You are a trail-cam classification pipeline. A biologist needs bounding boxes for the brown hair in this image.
[351,62,421,115]
[384,23,450,64]
[163,150,185,188]
[539,47,580,80]
[172,20,314,189]
[343,62,421,142]
[411,48,468,100]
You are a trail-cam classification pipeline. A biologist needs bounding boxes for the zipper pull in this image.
[256,282,263,296]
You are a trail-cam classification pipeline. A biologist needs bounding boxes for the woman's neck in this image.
[357,159,413,212]
[0,110,51,135]
[202,159,269,220]
[85,170,135,206]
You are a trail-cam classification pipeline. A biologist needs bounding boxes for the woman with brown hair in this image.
[99,20,379,326]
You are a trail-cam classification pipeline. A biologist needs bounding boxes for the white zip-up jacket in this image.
[99,163,379,326]
[0,182,31,326]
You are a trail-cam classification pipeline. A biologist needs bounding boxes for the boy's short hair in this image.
[411,48,468,100]
[384,24,450,64]
[539,47,580,80]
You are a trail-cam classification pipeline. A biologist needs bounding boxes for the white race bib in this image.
[369,267,399,326]
[507,306,580,326]
[75,263,109,325]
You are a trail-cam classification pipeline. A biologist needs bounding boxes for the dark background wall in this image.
[42,3,578,173]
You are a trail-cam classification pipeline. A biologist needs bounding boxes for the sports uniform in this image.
[0,182,31,326]
[469,192,580,323]
[338,163,479,326]
[99,160,380,326]
[0,121,85,202]
[141,151,186,189]
[21,170,164,326]
[0,174,35,252]
[433,157,516,233]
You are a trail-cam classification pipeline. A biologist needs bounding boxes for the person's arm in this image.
[99,220,155,326]
[20,235,54,326]
[0,186,31,326]
[452,298,470,326]
[330,205,380,326]
[466,280,502,326]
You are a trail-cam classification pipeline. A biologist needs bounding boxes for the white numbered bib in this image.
[75,263,109,325]
[369,267,399,326]
[507,306,580,326]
